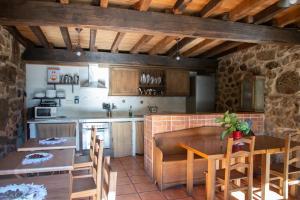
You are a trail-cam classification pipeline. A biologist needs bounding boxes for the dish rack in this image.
[138,69,165,96]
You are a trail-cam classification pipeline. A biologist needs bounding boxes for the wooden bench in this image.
[153,126,224,190]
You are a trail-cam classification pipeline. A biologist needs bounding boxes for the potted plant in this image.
[215,111,251,140]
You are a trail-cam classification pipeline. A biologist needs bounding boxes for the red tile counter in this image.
[144,113,265,178]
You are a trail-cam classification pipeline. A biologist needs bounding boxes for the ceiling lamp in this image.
[277,0,299,7]
[74,28,83,57]
[175,38,181,61]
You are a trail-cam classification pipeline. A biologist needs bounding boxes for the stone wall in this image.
[216,44,300,138]
[0,26,26,158]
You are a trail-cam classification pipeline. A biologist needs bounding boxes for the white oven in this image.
[34,107,57,119]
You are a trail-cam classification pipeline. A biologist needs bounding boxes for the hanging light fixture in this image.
[277,0,299,7]
[175,38,181,61]
[74,28,83,57]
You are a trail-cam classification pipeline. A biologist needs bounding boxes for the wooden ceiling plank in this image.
[59,0,69,4]
[216,43,256,57]
[182,39,216,57]
[130,35,153,54]
[89,29,97,51]
[173,0,193,14]
[149,36,177,55]
[275,10,300,27]
[201,41,243,57]
[100,0,109,8]
[111,32,125,53]
[133,0,152,12]
[29,26,51,48]
[22,48,218,72]
[1,1,300,44]
[167,37,195,57]
[199,0,222,18]
[5,26,34,48]
[253,4,286,25]
[59,27,72,50]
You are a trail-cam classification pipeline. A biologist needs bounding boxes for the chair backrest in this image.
[102,156,117,200]
[223,136,256,199]
[284,130,300,176]
[90,126,97,160]
[92,138,104,200]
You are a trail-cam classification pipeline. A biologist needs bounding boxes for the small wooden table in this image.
[179,135,296,200]
[0,174,71,200]
[18,137,76,151]
[0,149,74,175]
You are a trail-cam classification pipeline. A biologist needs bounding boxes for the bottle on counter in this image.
[129,105,133,117]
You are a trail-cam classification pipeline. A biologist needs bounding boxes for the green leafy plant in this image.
[215,111,251,140]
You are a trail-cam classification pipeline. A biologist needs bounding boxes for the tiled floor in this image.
[112,156,298,200]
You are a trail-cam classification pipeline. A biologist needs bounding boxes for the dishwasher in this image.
[80,122,112,156]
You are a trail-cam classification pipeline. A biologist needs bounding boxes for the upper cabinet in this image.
[109,68,139,96]
[166,70,190,96]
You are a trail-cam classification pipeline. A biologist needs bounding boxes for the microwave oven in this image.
[34,107,57,118]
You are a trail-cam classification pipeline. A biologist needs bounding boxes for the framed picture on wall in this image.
[47,67,60,83]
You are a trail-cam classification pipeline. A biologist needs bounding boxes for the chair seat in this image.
[74,155,92,168]
[71,177,97,198]
[270,163,300,177]
[216,169,247,181]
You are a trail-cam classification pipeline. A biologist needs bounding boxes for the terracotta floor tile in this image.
[117,170,128,178]
[139,191,167,200]
[126,169,147,176]
[117,184,137,196]
[116,194,141,200]
[134,183,158,193]
[130,175,152,184]
[162,187,188,200]
[117,176,132,186]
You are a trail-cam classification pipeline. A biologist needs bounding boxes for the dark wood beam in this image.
[173,0,192,14]
[199,0,222,17]
[167,37,195,57]
[89,29,97,52]
[29,26,51,48]
[133,0,152,11]
[149,36,177,55]
[100,0,109,8]
[111,32,125,53]
[1,1,300,44]
[201,41,243,57]
[4,26,34,48]
[59,27,72,50]
[130,35,153,54]
[182,39,223,57]
[22,48,217,72]
[253,4,285,25]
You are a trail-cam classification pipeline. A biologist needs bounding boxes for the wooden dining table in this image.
[0,174,71,199]
[18,137,76,151]
[0,149,74,175]
[179,135,298,200]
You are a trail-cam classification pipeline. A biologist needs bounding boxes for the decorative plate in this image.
[0,183,47,200]
[39,137,67,145]
[22,152,53,165]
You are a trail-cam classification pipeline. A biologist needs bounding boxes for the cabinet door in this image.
[110,68,139,96]
[136,122,144,155]
[112,122,132,157]
[166,70,190,96]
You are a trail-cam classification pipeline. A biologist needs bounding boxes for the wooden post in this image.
[261,153,271,200]
[206,159,216,200]
[186,150,194,195]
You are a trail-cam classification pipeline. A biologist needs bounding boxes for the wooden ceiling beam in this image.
[59,27,72,50]
[216,43,256,58]
[133,0,152,11]
[253,4,286,25]
[100,0,109,8]
[130,35,153,54]
[22,48,217,72]
[149,36,177,55]
[274,10,300,27]
[201,41,243,57]
[59,0,69,4]
[199,0,222,18]
[173,0,192,14]
[182,39,223,57]
[4,26,34,48]
[167,37,195,57]
[89,29,97,52]
[29,26,52,48]
[1,1,300,44]
[111,32,125,53]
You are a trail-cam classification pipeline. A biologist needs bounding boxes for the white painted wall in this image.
[26,64,186,117]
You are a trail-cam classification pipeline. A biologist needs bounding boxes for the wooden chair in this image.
[71,138,104,200]
[74,126,97,169]
[270,130,300,199]
[102,157,117,200]
[206,136,255,200]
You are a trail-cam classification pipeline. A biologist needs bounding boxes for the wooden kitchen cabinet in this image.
[135,122,144,155]
[109,68,139,96]
[111,122,132,157]
[166,70,190,96]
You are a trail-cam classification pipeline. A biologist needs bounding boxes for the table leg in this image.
[187,150,194,195]
[206,159,216,200]
[261,153,270,200]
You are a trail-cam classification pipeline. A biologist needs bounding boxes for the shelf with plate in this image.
[139,69,165,96]
[47,82,79,93]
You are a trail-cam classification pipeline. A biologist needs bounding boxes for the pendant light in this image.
[74,28,83,57]
[175,38,181,61]
[277,0,299,7]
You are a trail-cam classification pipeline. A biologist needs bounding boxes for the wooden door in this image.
[166,70,190,96]
[109,68,139,96]
[136,122,144,155]
[111,122,132,157]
